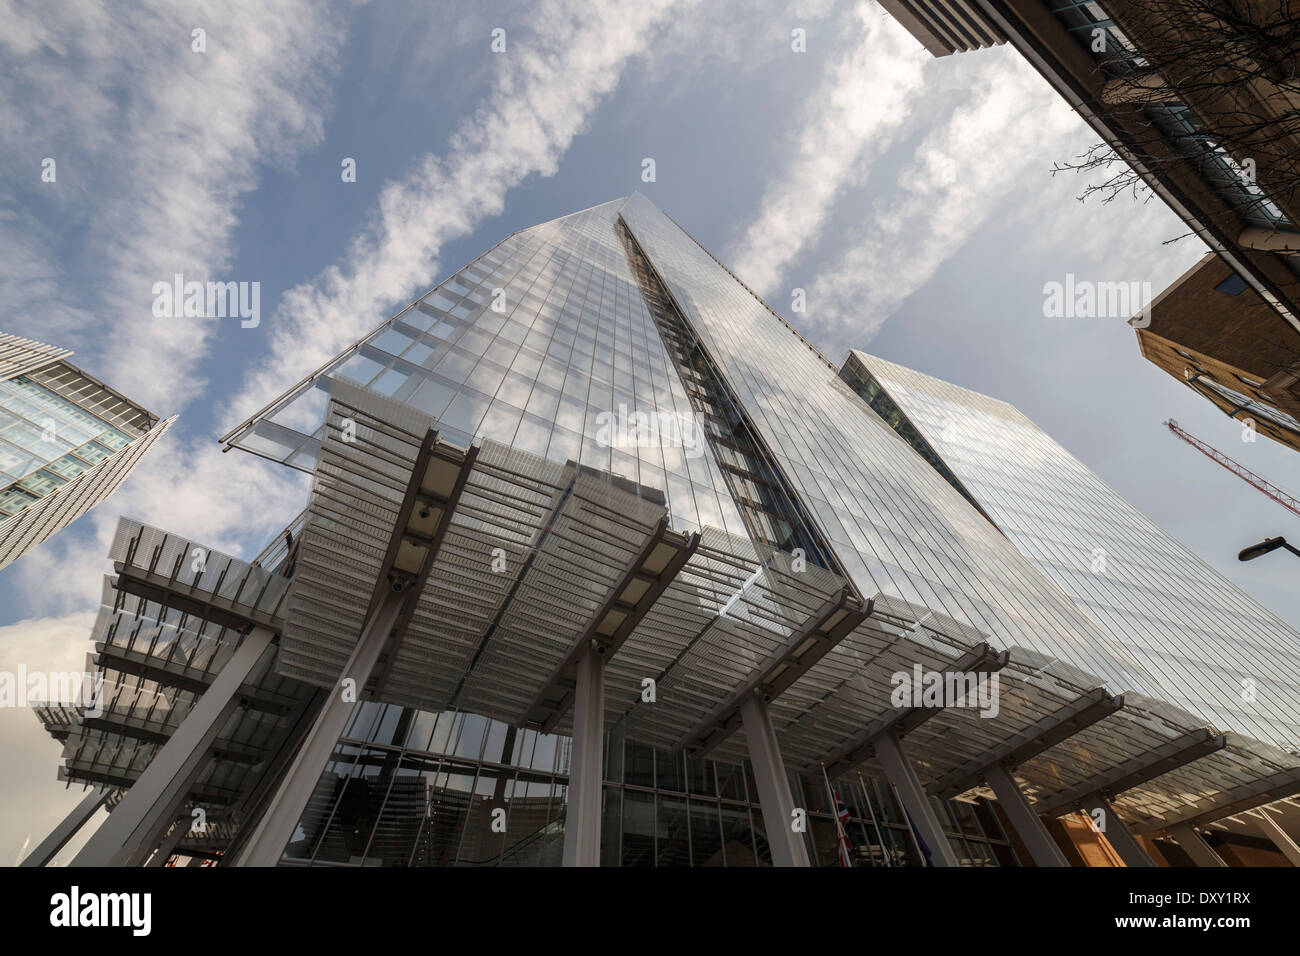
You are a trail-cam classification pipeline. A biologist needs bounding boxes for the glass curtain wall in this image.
[281,702,1017,867]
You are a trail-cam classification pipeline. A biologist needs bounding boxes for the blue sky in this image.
[2,0,1298,862]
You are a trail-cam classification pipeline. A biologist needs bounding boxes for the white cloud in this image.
[10,434,309,618]
[0,611,100,867]
[804,51,1084,345]
[0,0,349,411]
[227,0,687,428]
[726,1,930,296]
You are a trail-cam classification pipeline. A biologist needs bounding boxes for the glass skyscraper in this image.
[0,331,174,570]
[228,196,1159,698]
[840,350,1300,748]
[34,196,1300,869]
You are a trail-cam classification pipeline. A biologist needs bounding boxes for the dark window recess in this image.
[616,219,841,574]
[1215,274,1249,295]
[838,359,999,530]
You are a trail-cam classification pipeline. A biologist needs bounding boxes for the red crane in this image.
[1164,419,1300,519]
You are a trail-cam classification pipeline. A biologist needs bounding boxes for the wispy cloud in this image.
[804,52,1081,346]
[0,0,349,411]
[7,0,693,617]
[11,436,310,617]
[726,1,929,296]
[227,0,688,428]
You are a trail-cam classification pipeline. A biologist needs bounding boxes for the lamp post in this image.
[1238,536,1300,563]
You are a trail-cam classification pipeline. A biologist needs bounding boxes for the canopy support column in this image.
[740,692,810,867]
[73,625,275,866]
[984,764,1069,866]
[874,729,959,867]
[234,591,405,866]
[1080,797,1156,867]
[1253,811,1300,866]
[1168,822,1228,867]
[562,641,605,867]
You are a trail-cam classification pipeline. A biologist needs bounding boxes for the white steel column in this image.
[1253,810,1300,866]
[984,764,1069,867]
[1084,798,1156,868]
[235,590,405,867]
[20,787,110,867]
[1168,822,1229,867]
[562,641,605,867]
[874,729,960,867]
[73,625,275,867]
[739,692,810,867]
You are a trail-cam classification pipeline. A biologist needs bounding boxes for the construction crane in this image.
[1164,419,1300,519]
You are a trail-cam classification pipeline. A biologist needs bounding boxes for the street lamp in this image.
[1238,536,1300,562]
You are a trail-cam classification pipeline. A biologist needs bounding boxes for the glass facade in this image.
[281,701,1016,867]
[615,194,1160,696]
[226,200,749,543]
[0,375,135,519]
[0,341,168,571]
[842,350,1300,748]
[220,195,1300,866]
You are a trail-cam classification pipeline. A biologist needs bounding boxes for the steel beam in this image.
[1038,729,1226,817]
[678,589,870,757]
[874,728,959,867]
[529,519,698,733]
[1168,822,1228,867]
[740,692,810,867]
[1149,769,1300,832]
[1252,810,1300,866]
[561,641,606,866]
[72,625,275,866]
[984,764,1069,867]
[819,641,1008,778]
[366,439,478,700]
[932,688,1123,799]
[20,787,111,867]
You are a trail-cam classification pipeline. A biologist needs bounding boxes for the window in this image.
[1214,274,1249,295]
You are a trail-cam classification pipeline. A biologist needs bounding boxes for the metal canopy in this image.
[1111,734,1300,833]
[726,596,1006,771]
[606,529,858,751]
[280,385,694,730]
[817,640,1011,779]
[37,514,316,859]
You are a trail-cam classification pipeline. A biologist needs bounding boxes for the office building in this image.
[26,196,1300,868]
[0,331,174,571]
[1138,253,1300,453]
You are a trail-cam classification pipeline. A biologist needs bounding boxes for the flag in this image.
[821,765,854,867]
[833,790,854,867]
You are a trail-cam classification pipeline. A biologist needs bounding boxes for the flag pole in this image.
[820,763,853,867]
[856,770,894,867]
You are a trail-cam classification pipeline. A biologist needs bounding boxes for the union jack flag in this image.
[832,790,854,867]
